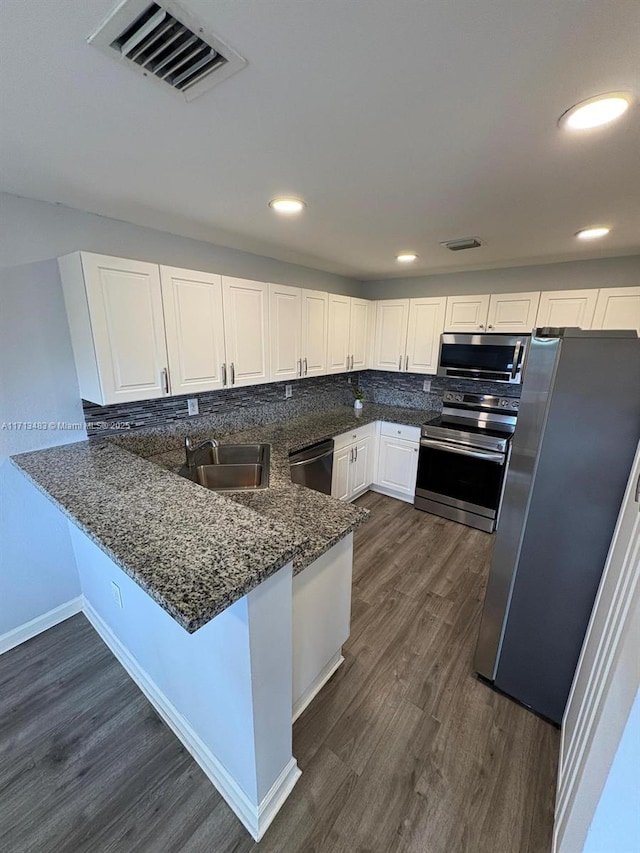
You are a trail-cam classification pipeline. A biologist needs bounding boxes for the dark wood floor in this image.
[0,493,559,852]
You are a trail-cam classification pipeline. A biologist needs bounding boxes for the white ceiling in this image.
[1,0,639,279]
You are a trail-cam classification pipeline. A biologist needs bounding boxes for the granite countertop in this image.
[11,404,438,634]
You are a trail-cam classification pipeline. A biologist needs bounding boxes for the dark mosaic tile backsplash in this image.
[83,370,521,436]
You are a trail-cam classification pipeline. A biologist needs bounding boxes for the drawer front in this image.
[379,422,421,443]
[334,421,376,451]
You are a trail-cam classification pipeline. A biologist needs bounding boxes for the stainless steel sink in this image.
[178,443,270,491]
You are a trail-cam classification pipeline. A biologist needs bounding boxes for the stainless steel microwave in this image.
[437,333,530,384]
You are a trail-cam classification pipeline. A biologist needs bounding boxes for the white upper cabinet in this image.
[592,287,640,333]
[536,289,598,329]
[349,298,370,371]
[444,294,491,332]
[405,297,447,374]
[222,277,270,387]
[486,291,540,333]
[160,266,226,395]
[59,252,169,406]
[327,294,351,373]
[372,299,410,371]
[301,290,329,377]
[269,283,302,382]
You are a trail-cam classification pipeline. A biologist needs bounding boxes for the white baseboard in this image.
[293,651,344,723]
[0,596,83,655]
[369,484,415,505]
[82,598,299,841]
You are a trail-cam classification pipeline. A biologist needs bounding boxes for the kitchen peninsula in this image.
[10,403,436,840]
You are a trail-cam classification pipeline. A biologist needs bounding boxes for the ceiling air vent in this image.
[441,237,484,251]
[89,0,247,101]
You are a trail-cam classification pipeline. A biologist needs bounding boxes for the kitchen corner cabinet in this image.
[373,297,445,374]
[160,266,227,395]
[59,252,169,405]
[222,277,270,387]
[536,289,598,330]
[406,297,447,373]
[592,287,640,333]
[372,299,410,371]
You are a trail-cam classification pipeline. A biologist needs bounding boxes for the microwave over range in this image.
[437,333,530,384]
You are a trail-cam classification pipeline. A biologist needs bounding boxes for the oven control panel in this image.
[443,391,519,411]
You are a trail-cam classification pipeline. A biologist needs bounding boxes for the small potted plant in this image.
[352,384,365,412]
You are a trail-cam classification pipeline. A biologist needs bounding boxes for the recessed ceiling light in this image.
[396,252,418,263]
[559,93,632,130]
[576,226,611,240]
[269,197,306,214]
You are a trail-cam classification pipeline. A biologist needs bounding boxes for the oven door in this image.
[415,438,507,527]
[437,334,528,383]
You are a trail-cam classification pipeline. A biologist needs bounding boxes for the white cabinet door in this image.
[80,253,169,404]
[222,277,270,387]
[592,287,640,334]
[327,294,351,373]
[376,435,419,496]
[301,290,329,377]
[406,297,446,374]
[350,435,373,498]
[372,299,410,371]
[160,266,226,395]
[349,298,370,371]
[444,294,491,332]
[269,283,302,382]
[331,446,352,501]
[536,290,598,329]
[487,291,540,333]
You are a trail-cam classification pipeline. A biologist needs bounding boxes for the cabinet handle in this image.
[398,355,402,370]
[350,354,354,370]
[405,355,409,371]
[230,363,235,385]
[161,368,169,394]
[222,363,227,386]
[635,473,640,504]
[479,324,485,330]
[304,357,308,376]
[488,324,494,330]
[298,358,302,377]
[349,447,354,463]
[354,445,358,462]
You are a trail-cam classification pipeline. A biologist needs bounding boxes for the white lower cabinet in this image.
[332,425,374,501]
[374,426,420,502]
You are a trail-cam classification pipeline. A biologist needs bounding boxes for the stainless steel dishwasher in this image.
[289,438,334,495]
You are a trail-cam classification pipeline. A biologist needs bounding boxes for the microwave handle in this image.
[420,438,506,465]
[511,341,522,379]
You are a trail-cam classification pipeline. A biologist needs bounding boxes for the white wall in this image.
[0,193,361,295]
[362,255,640,300]
[0,259,84,635]
[583,689,640,853]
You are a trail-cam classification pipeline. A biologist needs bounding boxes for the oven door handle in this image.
[420,438,506,464]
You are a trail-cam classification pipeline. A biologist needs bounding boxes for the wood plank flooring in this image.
[0,493,559,852]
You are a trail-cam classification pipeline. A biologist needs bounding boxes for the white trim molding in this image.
[0,596,83,655]
[293,652,344,723]
[83,598,300,841]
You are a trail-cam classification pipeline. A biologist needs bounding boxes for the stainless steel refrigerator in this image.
[474,328,640,725]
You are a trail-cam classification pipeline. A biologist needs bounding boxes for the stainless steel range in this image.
[414,390,519,532]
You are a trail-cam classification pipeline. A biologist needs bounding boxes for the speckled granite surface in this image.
[11,405,437,633]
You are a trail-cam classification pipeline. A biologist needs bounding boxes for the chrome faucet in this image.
[185,436,219,468]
